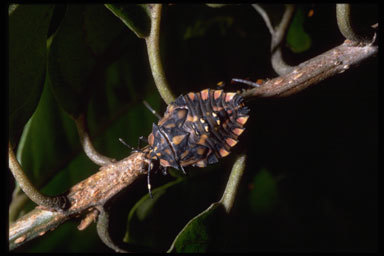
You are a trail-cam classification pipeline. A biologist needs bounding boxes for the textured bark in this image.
[241,40,378,99]
[9,151,149,250]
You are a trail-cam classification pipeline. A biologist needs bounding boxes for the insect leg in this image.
[178,163,186,175]
[161,166,168,176]
[147,161,153,199]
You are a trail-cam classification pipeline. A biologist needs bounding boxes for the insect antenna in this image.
[143,100,161,119]
[118,138,138,151]
[231,78,262,88]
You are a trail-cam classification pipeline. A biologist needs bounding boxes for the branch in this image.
[241,40,377,99]
[336,4,374,44]
[9,151,149,250]
[252,4,296,76]
[145,4,176,104]
[219,154,247,213]
[8,142,68,212]
[74,114,116,166]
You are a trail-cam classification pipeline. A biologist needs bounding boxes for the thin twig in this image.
[96,206,128,253]
[336,4,372,44]
[8,142,69,212]
[252,4,296,76]
[270,4,296,76]
[75,114,115,166]
[145,4,176,104]
[220,154,247,213]
[252,4,274,35]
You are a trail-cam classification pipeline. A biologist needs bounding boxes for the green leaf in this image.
[248,169,278,215]
[16,78,80,191]
[105,4,151,38]
[86,58,162,159]
[168,154,246,252]
[48,5,127,118]
[123,164,227,251]
[124,179,183,245]
[167,202,225,252]
[286,7,311,53]
[9,4,54,144]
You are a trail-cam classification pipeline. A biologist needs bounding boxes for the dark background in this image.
[9,4,378,252]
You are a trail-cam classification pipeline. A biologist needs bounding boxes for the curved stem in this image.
[220,154,247,213]
[96,206,128,253]
[8,142,68,211]
[270,4,295,76]
[252,4,295,76]
[75,114,115,166]
[252,4,274,35]
[336,4,371,43]
[145,4,176,104]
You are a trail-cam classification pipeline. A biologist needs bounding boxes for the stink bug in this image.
[143,88,250,197]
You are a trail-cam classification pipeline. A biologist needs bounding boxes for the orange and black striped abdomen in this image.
[146,89,249,171]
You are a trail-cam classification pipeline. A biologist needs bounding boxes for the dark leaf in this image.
[105,4,151,38]
[168,203,225,252]
[48,5,127,117]
[248,169,278,215]
[9,4,54,144]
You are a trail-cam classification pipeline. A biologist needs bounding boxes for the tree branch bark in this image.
[9,151,149,250]
[241,40,377,99]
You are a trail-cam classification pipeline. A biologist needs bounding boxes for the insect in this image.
[142,88,250,197]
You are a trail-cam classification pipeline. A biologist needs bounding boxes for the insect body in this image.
[144,88,249,196]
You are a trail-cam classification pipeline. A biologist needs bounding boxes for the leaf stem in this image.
[252,4,295,76]
[219,154,247,213]
[74,114,115,166]
[336,4,372,44]
[96,206,129,253]
[8,142,68,211]
[145,4,176,104]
